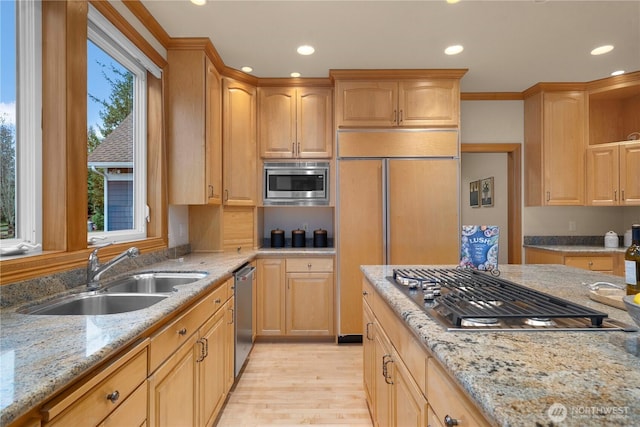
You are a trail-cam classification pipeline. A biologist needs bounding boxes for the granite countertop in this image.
[0,247,335,425]
[525,244,627,254]
[361,264,640,427]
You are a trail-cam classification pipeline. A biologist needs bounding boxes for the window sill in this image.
[0,237,167,285]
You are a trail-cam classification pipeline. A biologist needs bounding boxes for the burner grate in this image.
[392,268,610,328]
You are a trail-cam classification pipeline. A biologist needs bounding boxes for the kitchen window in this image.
[0,0,42,252]
[86,5,160,244]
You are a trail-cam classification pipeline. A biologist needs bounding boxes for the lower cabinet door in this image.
[148,334,198,427]
[373,326,394,427]
[363,301,376,413]
[394,354,427,427]
[286,272,334,335]
[198,307,227,427]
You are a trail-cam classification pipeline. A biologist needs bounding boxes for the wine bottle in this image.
[625,224,640,295]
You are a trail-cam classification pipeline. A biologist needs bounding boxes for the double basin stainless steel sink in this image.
[20,272,208,316]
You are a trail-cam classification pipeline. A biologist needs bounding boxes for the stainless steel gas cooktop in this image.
[390,268,637,332]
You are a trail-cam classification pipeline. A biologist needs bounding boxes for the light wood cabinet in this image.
[427,358,490,427]
[524,89,587,206]
[148,278,235,427]
[362,300,376,414]
[258,87,333,158]
[256,258,286,335]
[335,79,460,128]
[587,141,640,206]
[41,341,149,427]
[363,280,432,427]
[256,257,334,337]
[525,247,620,276]
[363,276,490,427]
[223,78,257,206]
[167,49,222,205]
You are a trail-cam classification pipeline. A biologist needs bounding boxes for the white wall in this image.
[168,205,190,248]
[460,100,640,241]
[461,153,509,265]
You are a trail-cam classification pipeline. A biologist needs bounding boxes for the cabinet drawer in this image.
[427,358,490,427]
[150,282,228,372]
[43,347,148,426]
[286,257,333,272]
[362,277,375,310]
[565,256,613,271]
[99,381,147,427]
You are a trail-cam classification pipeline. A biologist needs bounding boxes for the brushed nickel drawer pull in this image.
[106,390,120,403]
[178,328,187,336]
[444,415,459,426]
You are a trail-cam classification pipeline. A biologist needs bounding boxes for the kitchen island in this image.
[361,264,640,426]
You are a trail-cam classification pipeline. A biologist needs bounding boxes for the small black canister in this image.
[292,229,306,247]
[313,229,328,247]
[271,228,285,248]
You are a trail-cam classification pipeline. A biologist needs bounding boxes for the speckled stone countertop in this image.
[361,264,640,427]
[0,248,334,425]
[524,244,627,254]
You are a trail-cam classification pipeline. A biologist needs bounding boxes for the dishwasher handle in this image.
[234,264,255,281]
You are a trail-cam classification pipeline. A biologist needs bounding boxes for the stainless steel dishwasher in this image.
[233,263,255,377]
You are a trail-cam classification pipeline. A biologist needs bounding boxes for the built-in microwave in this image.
[263,161,329,206]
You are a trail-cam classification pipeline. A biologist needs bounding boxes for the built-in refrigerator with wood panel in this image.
[337,130,460,340]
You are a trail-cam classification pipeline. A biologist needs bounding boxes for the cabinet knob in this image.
[308,263,312,269]
[106,390,120,403]
[444,415,459,426]
[214,298,222,304]
[178,328,187,336]
[362,291,368,296]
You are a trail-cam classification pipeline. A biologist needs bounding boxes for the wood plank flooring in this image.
[216,342,373,426]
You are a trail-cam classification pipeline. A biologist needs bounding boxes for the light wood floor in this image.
[216,342,373,426]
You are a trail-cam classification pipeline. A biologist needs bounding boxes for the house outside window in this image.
[86,5,160,244]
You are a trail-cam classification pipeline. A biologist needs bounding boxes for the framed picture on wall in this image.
[469,180,480,208]
[481,177,494,207]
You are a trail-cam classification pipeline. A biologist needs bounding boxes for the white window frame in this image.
[0,0,43,254]
[87,5,157,244]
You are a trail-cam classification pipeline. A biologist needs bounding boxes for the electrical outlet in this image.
[569,221,576,232]
[302,223,308,231]
[179,223,184,237]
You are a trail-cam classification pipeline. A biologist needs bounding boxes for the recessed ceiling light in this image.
[297,45,315,56]
[591,45,614,55]
[241,66,253,73]
[190,0,206,5]
[444,45,464,55]
[290,72,301,78]
[611,70,625,76]
[446,0,461,3]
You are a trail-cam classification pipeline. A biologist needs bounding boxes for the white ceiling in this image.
[140,0,640,92]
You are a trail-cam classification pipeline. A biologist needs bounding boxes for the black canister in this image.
[313,229,328,247]
[271,228,285,248]
[292,229,306,247]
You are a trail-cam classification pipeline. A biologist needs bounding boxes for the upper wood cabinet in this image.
[167,49,222,205]
[587,141,640,206]
[524,89,587,206]
[258,87,333,158]
[334,79,460,128]
[223,78,257,206]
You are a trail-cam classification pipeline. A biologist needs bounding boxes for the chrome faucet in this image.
[87,246,140,290]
